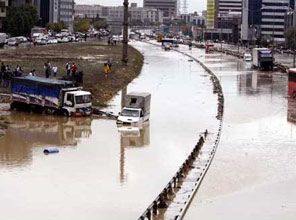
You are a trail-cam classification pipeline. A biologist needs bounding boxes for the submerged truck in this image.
[11,76,92,117]
[252,48,273,71]
[117,92,151,125]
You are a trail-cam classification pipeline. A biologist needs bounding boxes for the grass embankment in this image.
[0,40,144,106]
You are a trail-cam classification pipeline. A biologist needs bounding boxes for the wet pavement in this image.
[177,45,296,220]
[0,42,219,220]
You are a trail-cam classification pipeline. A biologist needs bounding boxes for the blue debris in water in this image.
[43,148,59,154]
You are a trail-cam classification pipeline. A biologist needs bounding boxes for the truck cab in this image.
[117,92,151,125]
[117,107,144,124]
[63,90,92,117]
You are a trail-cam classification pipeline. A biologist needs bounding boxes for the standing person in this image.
[52,64,58,78]
[71,62,77,77]
[1,62,5,73]
[66,62,71,77]
[104,63,110,77]
[107,60,112,71]
[84,33,87,42]
[44,62,50,78]
[29,69,36,76]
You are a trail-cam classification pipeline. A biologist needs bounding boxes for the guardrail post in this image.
[152,201,158,214]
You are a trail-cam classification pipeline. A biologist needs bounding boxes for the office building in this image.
[241,0,294,43]
[143,0,180,20]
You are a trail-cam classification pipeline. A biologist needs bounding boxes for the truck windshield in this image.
[121,109,140,117]
[75,95,92,104]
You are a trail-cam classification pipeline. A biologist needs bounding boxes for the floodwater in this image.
[179,46,296,220]
[0,41,219,220]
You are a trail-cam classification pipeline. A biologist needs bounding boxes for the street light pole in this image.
[122,0,129,65]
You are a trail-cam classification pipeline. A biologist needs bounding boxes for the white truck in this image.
[11,76,92,117]
[252,48,273,71]
[117,92,151,125]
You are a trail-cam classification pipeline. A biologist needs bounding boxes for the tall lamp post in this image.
[122,0,129,65]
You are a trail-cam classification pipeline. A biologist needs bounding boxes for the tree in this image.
[46,21,68,32]
[256,35,273,48]
[92,19,108,30]
[74,19,90,33]
[3,4,39,36]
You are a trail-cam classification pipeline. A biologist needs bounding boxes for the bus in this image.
[161,38,174,48]
[289,68,296,98]
[31,27,47,38]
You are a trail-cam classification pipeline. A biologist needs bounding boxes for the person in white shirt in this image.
[53,64,58,78]
[29,69,36,76]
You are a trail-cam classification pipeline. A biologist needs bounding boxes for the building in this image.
[143,0,180,21]
[74,3,164,30]
[241,0,295,43]
[218,0,242,15]
[59,0,74,30]
[8,0,34,6]
[0,0,8,30]
[180,12,205,27]
[205,0,242,43]
[34,0,74,31]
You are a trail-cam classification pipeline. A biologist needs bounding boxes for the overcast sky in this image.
[75,0,206,13]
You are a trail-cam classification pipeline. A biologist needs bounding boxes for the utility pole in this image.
[122,0,129,65]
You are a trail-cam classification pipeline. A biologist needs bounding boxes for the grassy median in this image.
[0,40,144,106]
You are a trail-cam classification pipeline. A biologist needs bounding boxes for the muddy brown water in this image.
[0,42,219,220]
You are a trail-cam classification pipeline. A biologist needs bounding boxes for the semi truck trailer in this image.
[10,76,92,116]
[252,48,273,71]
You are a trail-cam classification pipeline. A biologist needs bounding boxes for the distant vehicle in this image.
[68,35,76,42]
[15,36,28,43]
[11,76,92,117]
[61,37,69,43]
[164,44,171,51]
[173,39,179,47]
[117,92,151,125]
[31,27,47,38]
[38,38,48,45]
[244,53,252,61]
[161,38,174,48]
[0,33,7,46]
[288,68,296,98]
[252,48,273,71]
[61,29,70,37]
[7,38,18,46]
[47,38,58,44]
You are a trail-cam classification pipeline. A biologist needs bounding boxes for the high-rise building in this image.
[241,0,294,43]
[206,0,217,29]
[0,0,8,30]
[34,0,74,31]
[218,0,242,15]
[143,0,180,20]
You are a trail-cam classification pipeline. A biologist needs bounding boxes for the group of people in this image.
[0,63,25,87]
[107,37,117,46]
[43,61,59,78]
[104,60,112,77]
[65,62,78,78]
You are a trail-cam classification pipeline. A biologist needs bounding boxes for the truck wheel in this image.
[62,110,70,117]
[10,102,17,110]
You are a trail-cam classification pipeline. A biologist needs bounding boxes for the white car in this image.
[48,39,58,44]
[38,38,48,45]
[7,38,17,46]
[244,53,252,62]
[61,37,69,43]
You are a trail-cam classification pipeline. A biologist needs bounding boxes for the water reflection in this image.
[0,113,92,167]
[118,123,150,183]
[287,99,296,123]
[238,72,275,95]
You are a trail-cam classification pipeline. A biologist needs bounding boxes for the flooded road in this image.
[0,42,219,220]
[179,46,296,220]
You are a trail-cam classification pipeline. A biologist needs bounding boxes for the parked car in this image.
[61,37,69,43]
[38,38,48,45]
[7,38,18,46]
[48,38,58,44]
